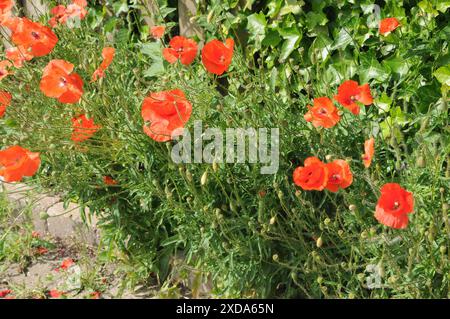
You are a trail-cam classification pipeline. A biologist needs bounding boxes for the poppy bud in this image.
[316,237,323,248]
[349,204,357,212]
[325,154,332,161]
[357,273,365,282]
[212,160,219,172]
[440,246,447,254]
[324,218,331,226]
[338,230,344,237]
[295,190,301,197]
[348,293,355,299]
[277,190,283,199]
[361,231,368,239]
[207,10,214,23]
[269,216,276,225]
[439,187,445,194]
[272,254,279,261]
[290,272,298,281]
[39,211,49,220]
[317,276,323,284]
[200,171,208,186]
[388,276,397,284]
[416,156,426,168]
[185,170,193,182]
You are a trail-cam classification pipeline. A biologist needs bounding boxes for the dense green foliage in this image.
[0,0,449,298]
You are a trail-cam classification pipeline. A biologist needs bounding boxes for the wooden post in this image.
[178,0,203,40]
[22,0,48,20]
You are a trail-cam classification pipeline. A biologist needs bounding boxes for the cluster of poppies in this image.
[141,28,234,141]
[0,1,413,230]
[294,17,413,229]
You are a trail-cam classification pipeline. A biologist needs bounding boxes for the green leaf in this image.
[436,1,450,13]
[279,27,302,62]
[383,57,410,77]
[434,65,450,86]
[309,34,332,63]
[359,52,390,83]
[374,92,393,113]
[247,13,267,47]
[262,30,281,47]
[140,42,162,58]
[144,60,165,78]
[332,28,353,50]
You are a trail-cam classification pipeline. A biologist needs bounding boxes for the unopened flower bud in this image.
[269,216,276,225]
[349,204,357,212]
[316,237,323,248]
[200,171,208,186]
[272,254,279,261]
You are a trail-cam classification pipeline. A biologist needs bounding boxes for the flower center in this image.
[318,108,327,115]
[31,31,41,40]
[331,174,341,182]
[393,201,400,209]
[59,77,68,87]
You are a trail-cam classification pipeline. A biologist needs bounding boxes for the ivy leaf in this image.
[247,13,267,47]
[332,28,353,50]
[140,42,162,58]
[434,65,450,86]
[383,57,410,77]
[144,60,165,78]
[279,27,302,62]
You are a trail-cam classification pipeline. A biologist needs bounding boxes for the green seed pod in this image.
[324,218,331,226]
[317,276,323,284]
[39,211,49,220]
[439,246,447,254]
[338,230,344,237]
[348,293,355,299]
[361,231,368,239]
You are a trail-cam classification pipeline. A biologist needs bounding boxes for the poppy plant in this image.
[8,17,58,57]
[141,89,193,142]
[201,38,234,75]
[92,47,115,82]
[0,60,12,81]
[0,91,12,118]
[49,290,65,298]
[163,36,198,65]
[40,59,84,104]
[150,25,165,39]
[293,157,329,191]
[362,137,375,168]
[325,160,353,192]
[0,145,41,182]
[379,18,400,35]
[304,97,341,128]
[6,45,33,68]
[334,80,373,115]
[375,183,414,229]
[71,114,101,142]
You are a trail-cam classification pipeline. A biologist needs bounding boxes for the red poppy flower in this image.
[0,91,12,118]
[103,176,117,185]
[304,97,341,128]
[293,157,329,191]
[201,38,234,75]
[32,231,40,238]
[0,289,12,298]
[65,0,88,20]
[36,247,49,255]
[57,258,75,271]
[141,89,192,142]
[91,47,115,82]
[0,0,13,24]
[151,25,165,39]
[379,18,400,35]
[71,114,101,142]
[49,5,68,28]
[49,290,65,298]
[6,45,34,68]
[40,59,84,104]
[375,183,414,229]
[0,145,40,182]
[9,17,58,57]
[362,137,375,168]
[334,80,373,115]
[163,36,198,65]
[90,291,101,299]
[325,160,353,192]
[0,60,13,81]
